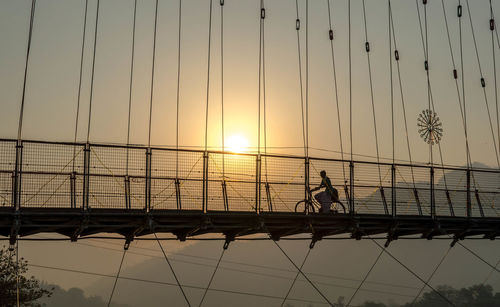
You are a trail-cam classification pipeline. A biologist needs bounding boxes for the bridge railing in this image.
[0,139,498,218]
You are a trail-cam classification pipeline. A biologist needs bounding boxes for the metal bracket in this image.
[385,222,399,247]
[70,172,77,209]
[265,182,273,212]
[474,189,485,218]
[222,180,229,211]
[175,178,182,210]
[124,235,134,250]
[445,190,455,217]
[71,211,90,242]
[124,175,131,209]
[223,235,234,250]
[380,187,389,215]
[413,188,423,216]
[310,234,322,249]
[9,212,20,247]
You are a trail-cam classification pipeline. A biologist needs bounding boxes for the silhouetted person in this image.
[311,170,345,213]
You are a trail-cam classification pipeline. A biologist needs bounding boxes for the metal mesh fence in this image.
[0,139,497,216]
[207,153,256,211]
[262,156,305,212]
[151,149,203,210]
[19,142,83,208]
[395,165,430,216]
[0,141,15,207]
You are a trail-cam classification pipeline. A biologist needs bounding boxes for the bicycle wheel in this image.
[295,200,315,213]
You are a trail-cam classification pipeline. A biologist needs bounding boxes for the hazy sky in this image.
[2,0,500,168]
[1,1,500,306]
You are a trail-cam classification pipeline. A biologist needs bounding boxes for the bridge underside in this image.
[0,208,498,243]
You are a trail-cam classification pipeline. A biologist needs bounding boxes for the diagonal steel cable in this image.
[409,246,452,306]
[107,249,127,307]
[280,247,312,307]
[198,247,225,307]
[346,247,384,307]
[272,240,333,306]
[370,239,456,306]
[155,233,191,306]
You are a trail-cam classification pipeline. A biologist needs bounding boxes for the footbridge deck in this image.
[0,139,499,243]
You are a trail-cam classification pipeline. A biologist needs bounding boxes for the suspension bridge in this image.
[1,0,500,305]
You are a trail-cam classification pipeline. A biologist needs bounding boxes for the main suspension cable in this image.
[465,0,500,169]
[261,0,269,183]
[148,0,159,148]
[459,0,470,169]
[415,0,451,194]
[73,0,89,172]
[17,0,37,141]
[423,0,432,165]
[348,0,352,162]
[440,0,473,171]
[126,0,138,176]
[326,0,346,182]
[490,0,500,165]
[87,0,100,144]
[295,0,306,157]
[361,0,383,187]
[175,0,182,179]
[389,4,417,189]
[220,0,225,178]
[389,0,394,165]
[204,0,213,152]
[306,0,310,159]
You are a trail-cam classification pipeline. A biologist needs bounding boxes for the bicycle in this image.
[294,187,346,214]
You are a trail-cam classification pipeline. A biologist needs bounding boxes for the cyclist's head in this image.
[320,170,326,178]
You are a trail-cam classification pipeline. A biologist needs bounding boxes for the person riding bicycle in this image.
[311,170,345,213]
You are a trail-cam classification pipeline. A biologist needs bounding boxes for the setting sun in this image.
[226,134,250,153]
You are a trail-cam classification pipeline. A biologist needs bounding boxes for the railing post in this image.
[175,178,182,210]
[430,166,435,219]
[70,171,77,209]
[391,164,396,217]
[13,140,23,211]
[466,169,471,218]
[203,151,208,213]
[255,154,261,213]
[145,148,152,212]
[349,161,354,215]
[124,175,131,209]
[82,143,90,210]
[305,157,310,213]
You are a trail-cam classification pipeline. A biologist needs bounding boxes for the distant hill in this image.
[37,283,131,307]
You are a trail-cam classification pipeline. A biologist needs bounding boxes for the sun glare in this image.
[226,134,249,153]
